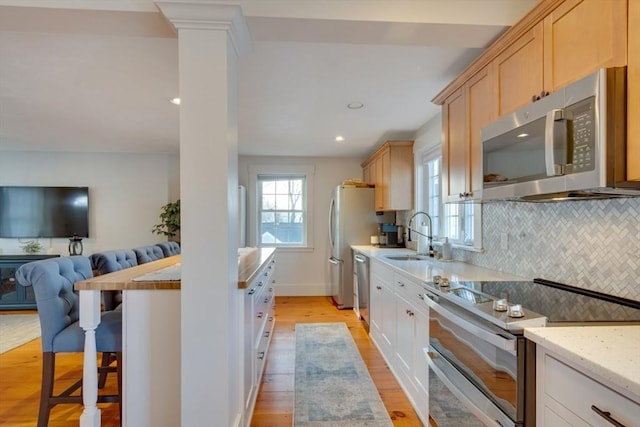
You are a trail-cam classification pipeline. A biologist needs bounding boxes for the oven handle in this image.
[423,292,516,352]
[425,347,515,427]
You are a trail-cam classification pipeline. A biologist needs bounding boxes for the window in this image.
[418,149,479,248]
[257,175,306,247]
[443,203,475,245]
[424,156,441,240]
[248,164,315,250]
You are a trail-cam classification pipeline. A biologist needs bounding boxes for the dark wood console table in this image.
[0,254,60,310]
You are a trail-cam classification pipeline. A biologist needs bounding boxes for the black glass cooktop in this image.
[453,278,640,323]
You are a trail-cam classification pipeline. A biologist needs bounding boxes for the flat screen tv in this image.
[0,186,89,238]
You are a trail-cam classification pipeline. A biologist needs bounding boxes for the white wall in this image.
[238,155,364,296]
[0,150,179,256]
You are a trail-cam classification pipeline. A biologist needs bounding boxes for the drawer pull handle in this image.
[264,297,269,303]
[257,312,264,319]
[591,405,626,427]
[264,331,270,338]
[397,282,405,287]
[376,286,382,290]
[258,351,265,360]
[257,281,264,287]
[248,289,255,295]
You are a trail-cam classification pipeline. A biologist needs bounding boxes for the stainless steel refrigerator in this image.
[328,185,378,309]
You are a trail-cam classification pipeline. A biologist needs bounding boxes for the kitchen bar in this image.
[74,248,276,427]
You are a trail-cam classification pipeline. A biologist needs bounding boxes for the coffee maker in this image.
[378,223,403,247]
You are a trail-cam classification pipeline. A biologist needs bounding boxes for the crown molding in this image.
[155,1,252,56]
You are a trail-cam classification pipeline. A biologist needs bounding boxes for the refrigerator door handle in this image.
[328,256,342,265]
[328,197,336,250]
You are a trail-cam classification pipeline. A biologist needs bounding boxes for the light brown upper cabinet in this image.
[443,67,495,202]
[362,141,414,211]
[492,22,544,116]
[492,0,626,117]
[543,0,627,91]
[434,0,636,192]
[628,0,640,181]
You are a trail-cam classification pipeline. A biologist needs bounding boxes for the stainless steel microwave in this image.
[481,67,640,201]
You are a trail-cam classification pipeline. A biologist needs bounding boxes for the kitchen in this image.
[1,0,639,426]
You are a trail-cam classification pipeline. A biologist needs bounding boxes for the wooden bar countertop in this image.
[75,248,276,291]
[75,255,182,291]
[238,247,276,289]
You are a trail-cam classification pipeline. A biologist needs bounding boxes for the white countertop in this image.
[353,245,640,400]
[525,326,640,400]
[351,245,527,283]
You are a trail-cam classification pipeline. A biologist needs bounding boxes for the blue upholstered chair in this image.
[16,256,122,427]
[155,241,181,257]
[89,249,138,311]
[132,245,165,264]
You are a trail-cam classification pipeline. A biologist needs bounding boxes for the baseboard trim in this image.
[274,283,330,296]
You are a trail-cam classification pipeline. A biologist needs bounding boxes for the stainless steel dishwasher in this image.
[354,252,370,331]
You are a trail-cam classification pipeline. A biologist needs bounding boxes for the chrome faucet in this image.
[407,211,434,257]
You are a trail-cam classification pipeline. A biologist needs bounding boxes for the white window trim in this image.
[248,164,315,250]
[415,146,483,252]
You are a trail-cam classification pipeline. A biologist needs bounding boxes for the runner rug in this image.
[293,322,393,426]
[0,314,41,354]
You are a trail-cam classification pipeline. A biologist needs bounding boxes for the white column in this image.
[155,2,251,426]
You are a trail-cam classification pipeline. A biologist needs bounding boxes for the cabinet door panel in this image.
[628,0,640,181]
[543,0,627,91]
[493,22,544,115]
[442,88,467,201]
[467,67,495,196]
[374,156,385,210]
[395,296,414,375]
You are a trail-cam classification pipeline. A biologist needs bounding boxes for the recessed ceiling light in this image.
[335,136,345,142]
[517,133,528,138]
[347,102,364,109]
[170,97,181,105]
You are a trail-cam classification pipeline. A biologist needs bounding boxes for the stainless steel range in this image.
[422,277,640,427]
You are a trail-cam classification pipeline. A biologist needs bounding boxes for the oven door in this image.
[424,292,525,427]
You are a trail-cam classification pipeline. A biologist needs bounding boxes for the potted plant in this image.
[21,240,43,254]
[153,200,180,240]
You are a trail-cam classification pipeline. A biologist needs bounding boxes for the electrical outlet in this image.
[500,233,509,250]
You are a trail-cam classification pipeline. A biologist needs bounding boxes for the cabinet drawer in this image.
[543,353,640,426]
[256,306,275,380]
[371,259,393,283]
[393,272,427,314]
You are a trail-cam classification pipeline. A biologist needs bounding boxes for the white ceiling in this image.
[0,0,537,158]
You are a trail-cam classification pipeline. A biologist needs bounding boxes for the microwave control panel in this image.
[569,96,596,173]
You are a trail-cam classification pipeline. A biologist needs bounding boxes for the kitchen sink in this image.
[385,255,432,261]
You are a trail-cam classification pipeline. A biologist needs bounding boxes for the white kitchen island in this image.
[74,248,276,427]
[75,256,182,427]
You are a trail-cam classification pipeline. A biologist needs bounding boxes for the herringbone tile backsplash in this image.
[459,198,640,301]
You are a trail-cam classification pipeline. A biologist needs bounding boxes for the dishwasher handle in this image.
[354,254,367,263]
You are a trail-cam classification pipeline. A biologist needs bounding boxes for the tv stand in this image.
[0,254,60,310]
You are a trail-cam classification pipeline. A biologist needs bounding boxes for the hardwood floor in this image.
[0,297,424,426]
[250,296,424,426]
